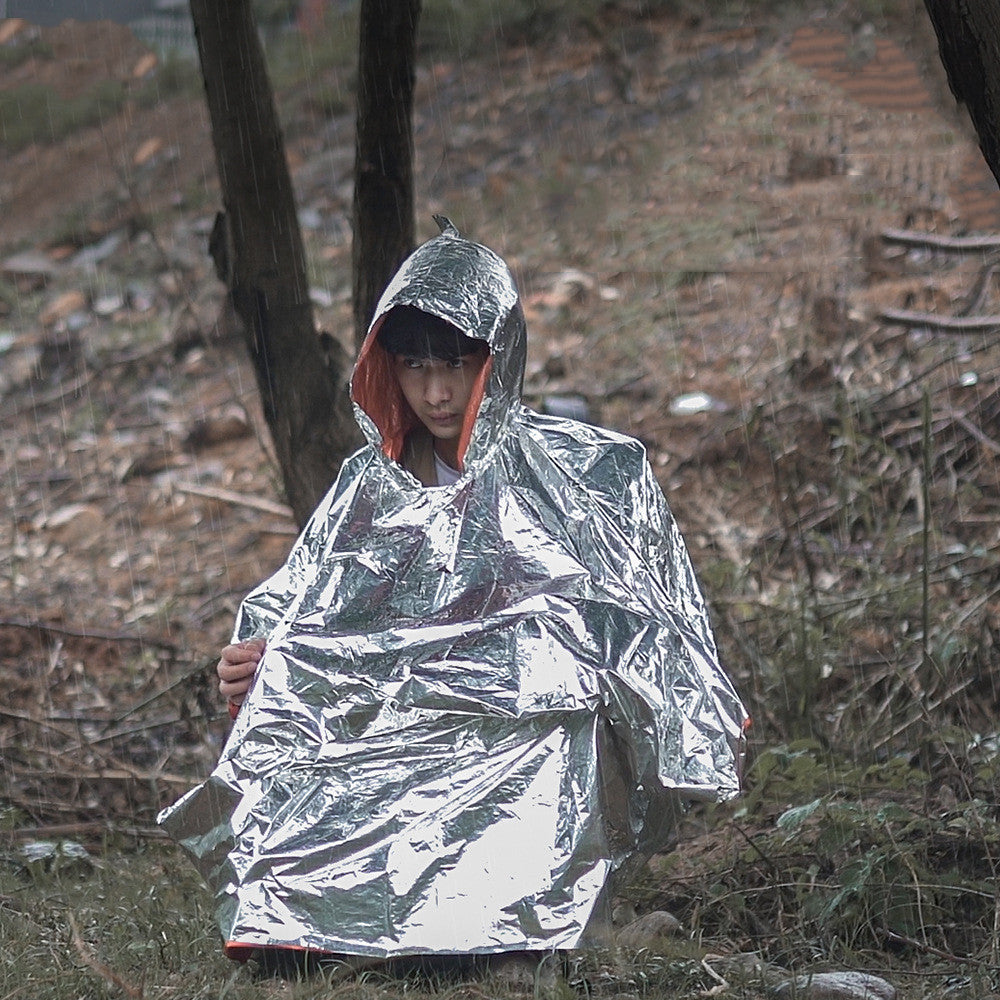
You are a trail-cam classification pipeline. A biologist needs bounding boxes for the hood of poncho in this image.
[350,220,525,474]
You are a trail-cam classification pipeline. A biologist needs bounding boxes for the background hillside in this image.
[3,2,1000,997]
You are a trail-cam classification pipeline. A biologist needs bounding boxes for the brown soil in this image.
[1,6,999,832]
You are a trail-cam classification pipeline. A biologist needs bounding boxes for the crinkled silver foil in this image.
[159,224,747,959]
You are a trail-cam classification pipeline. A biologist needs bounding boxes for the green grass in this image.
[0,838,761,999]
[0,80,126,153]
[0,35,54,70]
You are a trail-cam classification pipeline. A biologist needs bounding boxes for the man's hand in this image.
[217,637,266,707]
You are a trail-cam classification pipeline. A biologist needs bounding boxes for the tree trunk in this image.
[189,0,361,527]
[352,0,422,349]
[923,1,1000,190]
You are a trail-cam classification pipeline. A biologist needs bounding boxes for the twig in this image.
[700,954,731,996]
[1,369,97,421]
[111,659,212,724]
[956,414,1000,456]
[881,227,1000,254]
[883,929,993,967]
[921,390,931,681]
[879,307,1000,333]
[0,617,177,651]
[1,822,164,840]
[172,480,294,519]
[69,911,145,998]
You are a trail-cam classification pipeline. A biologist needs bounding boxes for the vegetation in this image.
[0,80,126,152]
[2,1,1000,998]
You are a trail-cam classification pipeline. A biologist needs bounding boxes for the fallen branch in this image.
[0,617,177,651]
[881,227,1000,254]
[1,822,165,841]
[879,307,1000,333]
[172,480,294,519]
[883,930,994,968]
[69,911,145,999]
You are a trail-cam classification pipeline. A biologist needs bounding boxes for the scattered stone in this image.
[2,250,57,291]
[668,391,729,416]
[126,282,156,312]
[72,231,125,270]
[615,909,682,948]
[93,292,125,317]
[39,290,87,327]
[775,971,896,1000]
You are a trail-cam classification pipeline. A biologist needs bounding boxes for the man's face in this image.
[392,350,487,458]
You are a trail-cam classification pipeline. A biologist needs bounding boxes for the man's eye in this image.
[403,358,423,369]
[447,358,464,369]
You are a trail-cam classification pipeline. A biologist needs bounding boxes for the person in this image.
[216,307,491,715]
[160,218,747,981]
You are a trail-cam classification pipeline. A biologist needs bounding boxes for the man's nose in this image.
[424,370,451,405]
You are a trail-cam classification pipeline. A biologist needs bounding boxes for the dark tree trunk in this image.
[189,0,361,527]
[352,0,422,349]
[923,1,1000,190]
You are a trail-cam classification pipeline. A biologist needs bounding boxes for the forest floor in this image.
[3,3,1000,998]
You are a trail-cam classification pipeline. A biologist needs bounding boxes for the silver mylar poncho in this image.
[159,221,747,960]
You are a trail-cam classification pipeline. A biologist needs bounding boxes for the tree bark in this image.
[352,0,422,349]
[189,0,361,527]
[923,1,1000,190]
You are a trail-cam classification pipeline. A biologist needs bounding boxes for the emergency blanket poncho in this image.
[159,222,747,959]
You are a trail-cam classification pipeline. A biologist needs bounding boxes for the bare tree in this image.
[923,1,1000,189]
[189,0,361,526]
[352,0,422,349]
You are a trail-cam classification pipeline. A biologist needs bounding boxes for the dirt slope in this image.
[1,6,999,827]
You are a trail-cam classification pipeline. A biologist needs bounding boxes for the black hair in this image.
[377,305,486,360]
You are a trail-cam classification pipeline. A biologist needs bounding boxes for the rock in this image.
[668,391,729,416]
[775,971,896,1000]
[2,251,57,291]
[615,909,682,948]
[93,293,125,317]
[72,231,124,270]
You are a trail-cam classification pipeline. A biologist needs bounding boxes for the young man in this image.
[161,219,746,976]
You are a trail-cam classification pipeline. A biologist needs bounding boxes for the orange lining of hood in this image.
[352,321,492,473]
